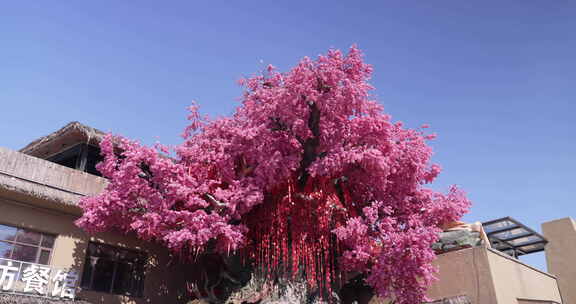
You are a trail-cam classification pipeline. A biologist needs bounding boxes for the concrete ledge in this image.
[0,147,107,209]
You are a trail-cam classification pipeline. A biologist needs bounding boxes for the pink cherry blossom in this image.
[76,46,470,304]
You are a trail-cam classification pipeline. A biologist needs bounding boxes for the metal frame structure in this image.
[482,217,548,258]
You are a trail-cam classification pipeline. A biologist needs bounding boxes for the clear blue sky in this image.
[2,1,575,270]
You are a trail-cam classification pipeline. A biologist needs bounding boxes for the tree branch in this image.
[297,99,321,189]
[204,194,228,215]
[333,176,348,206]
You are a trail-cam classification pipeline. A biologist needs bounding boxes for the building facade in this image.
[0,122,570,304]
[543,218,576,304]
[427,246,562,303]
[0,123,192,303]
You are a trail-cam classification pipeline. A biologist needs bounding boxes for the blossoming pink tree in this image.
[76,46,470,304]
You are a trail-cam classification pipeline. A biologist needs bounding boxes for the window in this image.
[81,242,146,297]
[0,224,56,265]
[47,144,103,176]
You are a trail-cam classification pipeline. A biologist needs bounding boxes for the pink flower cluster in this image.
[76,46,470,304]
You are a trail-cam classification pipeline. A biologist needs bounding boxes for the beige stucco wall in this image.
[0,190,192,304]
[427,246,562,304]
[543,217,576,304]
[487,248,562,303]
[427,246,498,303]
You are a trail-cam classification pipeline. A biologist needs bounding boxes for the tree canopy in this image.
[76,46,470,304]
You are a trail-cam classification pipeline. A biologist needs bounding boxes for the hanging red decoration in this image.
[76,46,471,304]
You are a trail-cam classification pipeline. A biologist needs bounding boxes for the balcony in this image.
[0,147,107,214]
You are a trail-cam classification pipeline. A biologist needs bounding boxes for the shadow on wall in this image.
[67,229,197,304]
[0,193,193,303]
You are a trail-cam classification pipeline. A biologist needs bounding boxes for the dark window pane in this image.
[47,144,103,175]
[47,144,83,170]
[81,257,96,289]
[0,241,13,259]
[82,243,146,296]
[88,243,118,260]
[38,249,51,264]
[15,229,41,246]
[11,244,38,263]
[118,250,141,261]
[112,261,145,296]
[56,154,79,169]
[50,153,79,169]
[0,225,17,242]
[41,235,55,248]
[113,262,133,295]
[0,259,21,268]
[86,242,97,255]
[91,259,115,292]
[85,145,103,176]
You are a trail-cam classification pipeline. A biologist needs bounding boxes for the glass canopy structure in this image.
[482,217,548,258]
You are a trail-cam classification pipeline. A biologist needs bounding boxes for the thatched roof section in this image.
[19,121,106,159]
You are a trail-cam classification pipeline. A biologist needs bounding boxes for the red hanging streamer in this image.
[242,178,349,300]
